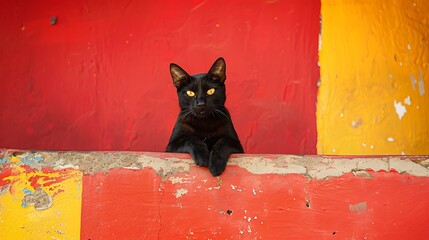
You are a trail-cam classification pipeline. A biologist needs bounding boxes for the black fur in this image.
[166,58,243,176]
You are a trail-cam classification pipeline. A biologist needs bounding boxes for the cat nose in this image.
[196,99,206,107]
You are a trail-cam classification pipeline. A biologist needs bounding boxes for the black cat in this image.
[166,57,244,176]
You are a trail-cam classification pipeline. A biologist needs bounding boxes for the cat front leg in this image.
[167,138,210,167]
[208,138,243,176]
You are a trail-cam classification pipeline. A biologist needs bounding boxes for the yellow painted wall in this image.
[0,159,82,239]
[318,0,429,155]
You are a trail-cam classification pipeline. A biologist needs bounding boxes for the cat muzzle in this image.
[193,106,209,117]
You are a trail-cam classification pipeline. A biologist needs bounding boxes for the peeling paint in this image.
[1,151,428,180]
[351,118,363,128]
[394,100,407,120]
[174,188,188,198]
[404,96,411,105]
[22,188,53,210]
[169,176,195,184]
[349,202,367,212]
[0,165,82,239]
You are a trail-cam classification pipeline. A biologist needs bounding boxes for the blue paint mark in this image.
[0,156,7,164]
[20,157,32,165]
[22,188,33,195]
[34,155,44,162]
[21,199,28,208]
[20,154,44,165]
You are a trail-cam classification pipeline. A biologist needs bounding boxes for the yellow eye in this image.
[186,90,195,97]
[207,88,215,95]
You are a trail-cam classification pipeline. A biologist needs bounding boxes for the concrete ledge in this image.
[1,149,428,178]
[1,149,429,239]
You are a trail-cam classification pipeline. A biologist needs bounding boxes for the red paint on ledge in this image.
[80,167,429,239]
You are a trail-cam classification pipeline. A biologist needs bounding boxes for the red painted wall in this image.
[0,0,320,154]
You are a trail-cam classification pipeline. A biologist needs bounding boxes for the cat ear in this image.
[170,63,190,88]
[208,57,226,83]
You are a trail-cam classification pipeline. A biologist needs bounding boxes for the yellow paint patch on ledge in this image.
[0,166,82,240]
[318,0,429,154]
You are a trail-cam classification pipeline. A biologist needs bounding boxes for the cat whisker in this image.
[214,108,230,120]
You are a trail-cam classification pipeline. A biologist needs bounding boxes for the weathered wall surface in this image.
[1,150,429,239]
[0,158,82,239]
[318,0,429,154]
[0,0,319,154]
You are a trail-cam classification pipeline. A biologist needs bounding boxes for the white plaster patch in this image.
[389,158,429,176]
[404,96,411,105]
[394,100,407,120]
[407,43,411,50]
[230,184,242,192]
[351,118,363,128]
[306,158,360,179]
[228,155,307,175]
[356,158,389,172]
[168,176,195,184]
[138,156,192,176]
[387,137,394,142]
[174,188,188,198]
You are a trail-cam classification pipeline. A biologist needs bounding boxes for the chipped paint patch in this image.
[389,158,429,177]
[0,166,82,239]
[22,188,53,210]
[169,176,195,184]
[229,155,307,175]
[394,100,407,120]
[349,202,367,212]
[175,188,188,198]
[351,118,363,128]
[404,96,411,105]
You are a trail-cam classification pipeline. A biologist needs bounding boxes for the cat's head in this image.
[170,58,227,119]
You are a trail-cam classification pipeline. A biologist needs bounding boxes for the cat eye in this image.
[207,88,215,95]
[186,90,195,97]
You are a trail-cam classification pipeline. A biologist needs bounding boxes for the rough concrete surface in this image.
[1,149,428,179]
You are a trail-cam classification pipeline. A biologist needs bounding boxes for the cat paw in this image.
[191,147,209,167]
[208,152,228,176]
[209,162,227,176]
